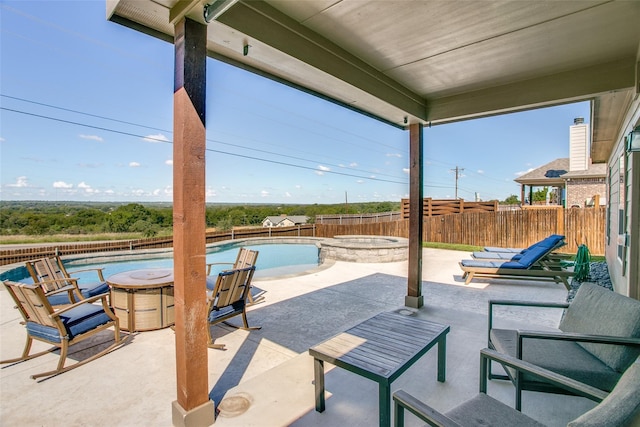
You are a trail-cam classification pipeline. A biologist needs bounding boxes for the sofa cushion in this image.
[559,283,640,372]
[490,328,620,392]
[446,393,546,427]
[568,357,640,427]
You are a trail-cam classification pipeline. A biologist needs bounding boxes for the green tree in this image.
[502,194,520,205]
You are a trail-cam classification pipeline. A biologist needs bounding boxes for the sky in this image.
[0,1,592,205]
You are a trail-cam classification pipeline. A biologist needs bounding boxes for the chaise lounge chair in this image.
[1,280,128,380]
[393,348,640,427]
[25,256,110,306]
[482,234,565,253]
[459,241,574,289]
[473,234,567,260]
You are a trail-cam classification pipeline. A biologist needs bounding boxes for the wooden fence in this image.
[0,225,316,266]
[316,212,402,224]
[314,207,605,255]
[401,198,498,218]
[0,207,605,266]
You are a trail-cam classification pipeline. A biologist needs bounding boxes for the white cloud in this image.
[143,133,169,143]
[261,190,270,197]
[53,181,73,189]
[79,134,103,142]
[316,165,330,176]
[284,192,292,197]
[0,137,5,142]
[105,189,115,195]
[514,168,535,177]
[77,182,91,189]
[129,161,141,167]
[349,162,358,167]
[164,186,173,195]
[165,159,173,165]
[402,168,410,174]
[477,169,485,174]
[295,184,302,189]
[131,189,145,196]
[152,189,161,196]
[386,153,402,158]
[6,176,28,188]
[356,180,364,184]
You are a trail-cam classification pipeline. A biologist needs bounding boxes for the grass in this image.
[0,233,151,244]
[423,242,483,252]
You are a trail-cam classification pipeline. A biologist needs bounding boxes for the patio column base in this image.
[172,400,215,427]
[405,295,424,309]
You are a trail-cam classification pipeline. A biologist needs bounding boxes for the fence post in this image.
[557,207,565,237]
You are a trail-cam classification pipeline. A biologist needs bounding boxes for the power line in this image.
[0,106,410,185]
[2,94,407,181]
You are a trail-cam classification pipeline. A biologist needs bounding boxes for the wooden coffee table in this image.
[309,311,450,427]
[106,268,175,332]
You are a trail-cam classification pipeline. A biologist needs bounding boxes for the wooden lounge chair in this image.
[25,256,110,306]
[206,247,263,304]
[488,283,640,410]
[393,348,640,427]
[1,280,128,380]
[206,266,261,350]
[482,234,564,253]
[472,235,568,261]
[459,242,574,289]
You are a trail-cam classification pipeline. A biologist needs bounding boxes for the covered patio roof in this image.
[103,1,640,424]
[108,0,640,162]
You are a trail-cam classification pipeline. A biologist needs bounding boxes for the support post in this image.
[171,17,214,427]
[406,123,424,308]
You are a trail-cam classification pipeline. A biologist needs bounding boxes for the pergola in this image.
[106,1,640,425]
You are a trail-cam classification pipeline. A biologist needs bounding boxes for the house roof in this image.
[515,158,607,185]
[107,1,640,163]
[263,215,308,224]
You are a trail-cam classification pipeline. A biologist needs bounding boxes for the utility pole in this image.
[345,191,348,214]
[450,166,464,199]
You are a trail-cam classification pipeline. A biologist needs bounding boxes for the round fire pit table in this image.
[107,268,175,332]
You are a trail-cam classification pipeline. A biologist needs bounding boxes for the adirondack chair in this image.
[206,266,261,350]
[1,280,128,380]
[207,247,263,304]
[25,256,110,306]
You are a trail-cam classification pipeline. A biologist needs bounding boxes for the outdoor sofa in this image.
[488,282,640,410]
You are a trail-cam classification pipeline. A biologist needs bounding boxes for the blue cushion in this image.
[461,259,527,269]
[46,292,75,306]
[513,245,549,268]
[79,281,109,298]
[26,303,112,343]
[536,234,564,249]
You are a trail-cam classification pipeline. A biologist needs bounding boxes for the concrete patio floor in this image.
[0,248,597,426]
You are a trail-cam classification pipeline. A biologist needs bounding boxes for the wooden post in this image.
[171,17,214,427]
[406,124,424,308]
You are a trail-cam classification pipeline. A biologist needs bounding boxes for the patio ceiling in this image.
[107,0,640,162]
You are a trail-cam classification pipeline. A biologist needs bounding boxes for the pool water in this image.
[64,243,321,283]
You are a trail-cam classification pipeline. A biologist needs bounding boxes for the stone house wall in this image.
[566,178,606,208]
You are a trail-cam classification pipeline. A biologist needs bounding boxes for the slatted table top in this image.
[309,311,450,383]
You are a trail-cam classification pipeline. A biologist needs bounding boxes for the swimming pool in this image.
[65,243,322,282]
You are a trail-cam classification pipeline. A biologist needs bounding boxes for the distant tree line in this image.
[0,201,400,237]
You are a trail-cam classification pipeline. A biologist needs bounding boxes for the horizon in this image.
[1,1,591,204]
